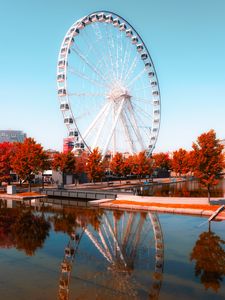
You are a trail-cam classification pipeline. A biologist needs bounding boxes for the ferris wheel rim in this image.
[57,11,161,156]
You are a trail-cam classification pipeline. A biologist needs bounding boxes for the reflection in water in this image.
[55,209,164,300]
[142,179,225,197]
[0,208,50,255]
[190,229,225,292]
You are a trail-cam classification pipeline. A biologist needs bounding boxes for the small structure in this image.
[7,185,16,195]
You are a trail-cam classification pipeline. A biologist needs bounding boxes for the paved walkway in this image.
[89,195,225,221]
[117,194,225,205]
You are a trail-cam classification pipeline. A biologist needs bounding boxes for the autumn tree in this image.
[110,152,124,181]
[52,151,76,174]
[132,151,153,181]
[192,130,225,202]
[171,148,190,177]
[121,155,134,177]
[152,152,171,170]
[75,151,88,184]
[190,230,225,292]
[0,142,15,185]
[11,138,49,191]
[86,148,104,183]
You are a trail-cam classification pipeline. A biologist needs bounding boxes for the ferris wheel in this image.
[58,210,164,300]
[57,11,161,157]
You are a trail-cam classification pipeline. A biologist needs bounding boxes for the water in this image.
[142,179,225,197]
[0,201,224,300]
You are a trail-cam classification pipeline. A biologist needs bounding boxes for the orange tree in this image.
[171,148,190,177]
[11,138,49,191]
[52,151,76,174]
[0,142,15,185]
[192,130,225,202]
[190,230,225,292]
[132,151,153,181]
[110,152,124,180]
[152,152,171,170]
[85,148,104,183]
[52,151,77,184]
[121,155,134,177]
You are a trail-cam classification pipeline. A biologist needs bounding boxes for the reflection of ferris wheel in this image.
[57,11,161,157]
[58,211,164,300]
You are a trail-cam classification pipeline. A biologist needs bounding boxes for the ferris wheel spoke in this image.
[127,68,146,88]
[71,46,110,87]
[120,36,130,81]
[69,92,106,97]
[101,98,125,158]
[131,85,152,93]
[124,54,139,83]
[131,102,153,120]
[104,23,117,82]
[68,67,106,88]
[131,97,151,104]
[82,102,110,140]
[83,23,115,83]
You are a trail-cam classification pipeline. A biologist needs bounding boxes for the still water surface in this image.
[0,201,224,300]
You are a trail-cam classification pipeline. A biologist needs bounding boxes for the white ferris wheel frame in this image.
[57,11,161,157]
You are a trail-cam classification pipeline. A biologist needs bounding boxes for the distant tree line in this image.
[0,130,224,200]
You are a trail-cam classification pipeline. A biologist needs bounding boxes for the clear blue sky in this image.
[0,0,224,152]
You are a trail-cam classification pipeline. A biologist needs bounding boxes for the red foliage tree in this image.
[192,130,225,201]
[121,155,134,177]
[11,138,49,191]
[86,148,104,183]
[190,230,225,292]
[110,152,124,179]
[75,151,88,184]
[132,151,153,180]
[171,148,190,177]
[0,142,15,185]
[52,151,76,174]
[152,152,171,170]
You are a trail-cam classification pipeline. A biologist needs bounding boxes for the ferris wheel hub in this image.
[106,83,131,102]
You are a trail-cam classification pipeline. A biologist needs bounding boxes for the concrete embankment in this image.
[89,194,225,221]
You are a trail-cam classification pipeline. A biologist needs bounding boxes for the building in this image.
[0,130,26,143]
[63,137,74,153]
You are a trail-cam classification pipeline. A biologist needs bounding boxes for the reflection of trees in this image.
[0,208,50,256]
[13,211,50,256]
[190,230,225,292]
[52,208,103,236]
[0,208,17,248]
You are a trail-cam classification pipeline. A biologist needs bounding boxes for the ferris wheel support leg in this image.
[127,102,145,150]
[103,214,127,267]
[122,213,134,251]
[83,102,110,140]
[98,228,113,262]
[84,228,112,263]
[120,112,135,154]
[91,102,112,149]
[101,98,125,158]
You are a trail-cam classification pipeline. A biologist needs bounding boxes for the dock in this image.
[40,188,117,200]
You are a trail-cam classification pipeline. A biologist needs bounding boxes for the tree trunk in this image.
[207,184,211,203]
[29,180,32,192]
